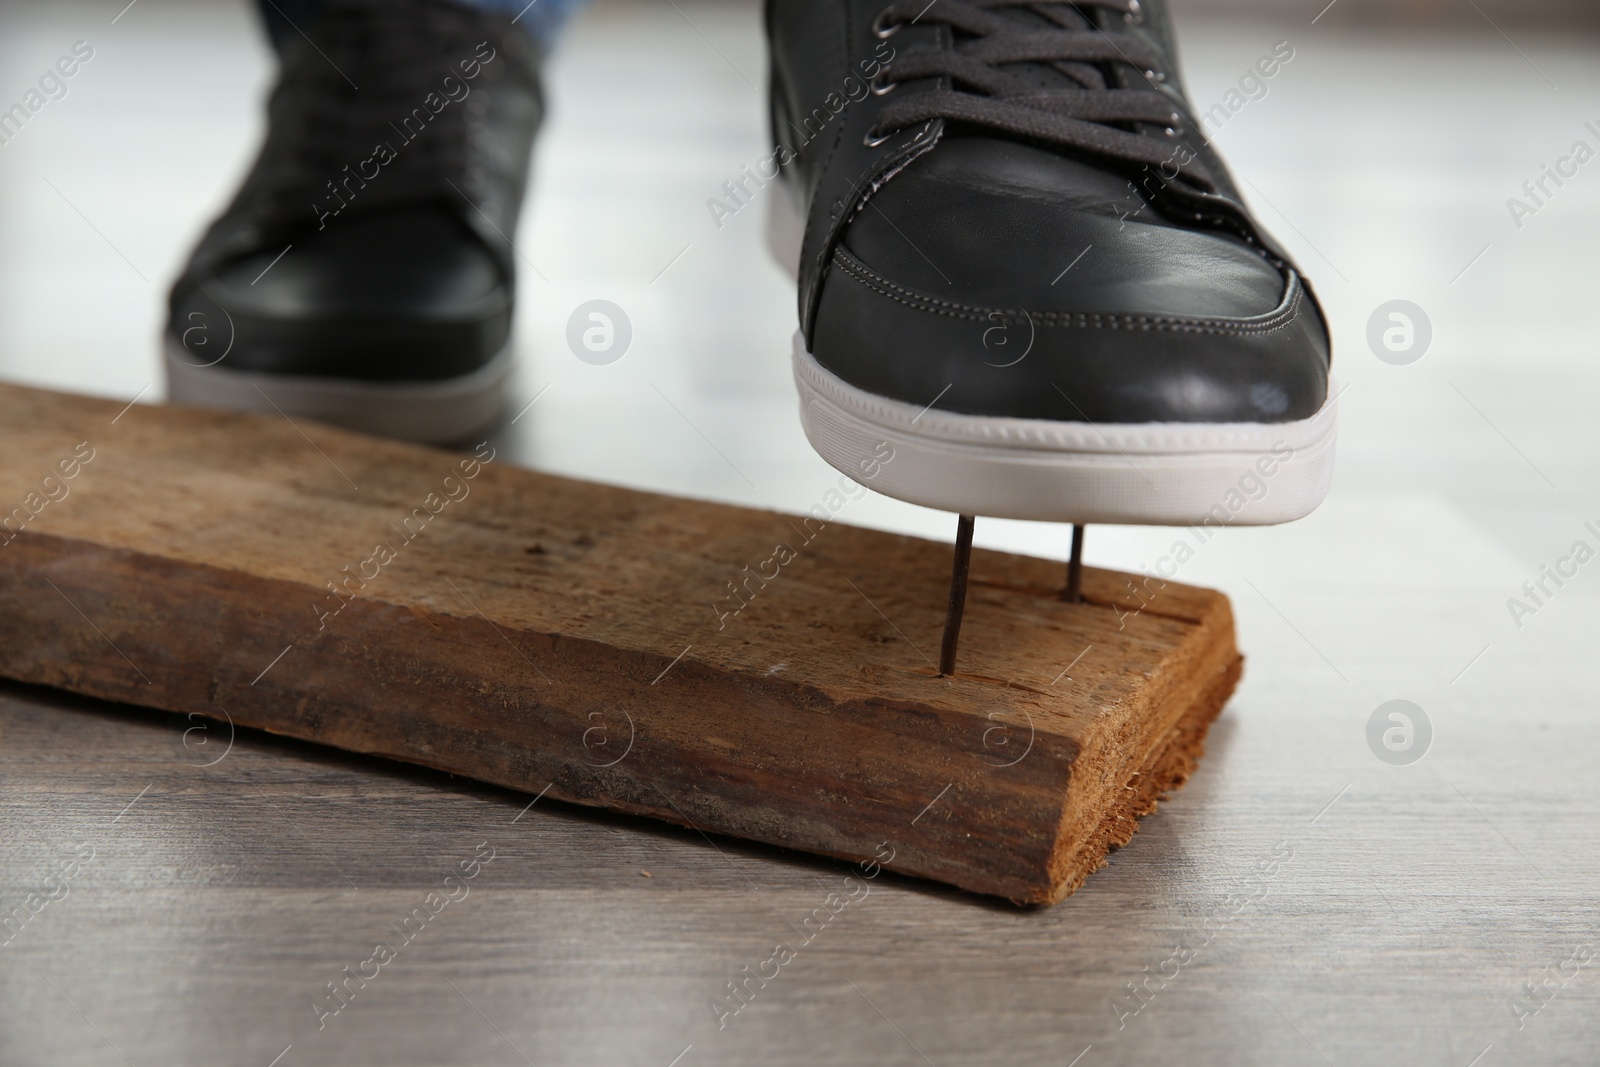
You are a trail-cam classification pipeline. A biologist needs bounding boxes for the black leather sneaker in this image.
[165,0,543,444]
[765,0,1337,525]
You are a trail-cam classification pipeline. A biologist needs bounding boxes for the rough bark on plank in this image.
[0,383,1240,903]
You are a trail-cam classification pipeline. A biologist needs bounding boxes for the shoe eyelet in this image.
[1123,0,1145,24]
[1143,69,1167,83]
[870,68,898,96]
[871,10,903,39]
[863,128,895,148]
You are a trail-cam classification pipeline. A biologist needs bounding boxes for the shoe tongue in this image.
[897,3,1187,224]
[254,2,490,225]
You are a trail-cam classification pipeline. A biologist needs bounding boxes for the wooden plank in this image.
[0,383,1239,904]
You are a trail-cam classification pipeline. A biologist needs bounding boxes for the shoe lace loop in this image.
[866,0,1213,189]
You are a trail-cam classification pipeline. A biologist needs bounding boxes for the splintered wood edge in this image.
[1038,590,1240,905]
[1042,653,1240,905]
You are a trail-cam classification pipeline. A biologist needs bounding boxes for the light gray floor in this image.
[3,2,1599,1065]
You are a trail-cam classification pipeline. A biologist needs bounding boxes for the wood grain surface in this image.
[0,383,1238,904]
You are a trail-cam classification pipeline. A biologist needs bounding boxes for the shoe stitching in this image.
[831,247,1303,335]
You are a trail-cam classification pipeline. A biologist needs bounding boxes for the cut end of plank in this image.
[0,384,1240,905]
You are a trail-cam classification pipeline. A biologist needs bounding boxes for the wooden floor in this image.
[3,2,1599,1065]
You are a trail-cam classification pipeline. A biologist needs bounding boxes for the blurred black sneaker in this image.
[765,0,1337,525]
[166,0,542,444]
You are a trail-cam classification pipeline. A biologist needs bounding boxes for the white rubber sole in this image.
[794,335,1338,525]
[164,336,513,445]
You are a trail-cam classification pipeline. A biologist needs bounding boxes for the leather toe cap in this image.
[811,138,1330,425]
[169,205,510,382]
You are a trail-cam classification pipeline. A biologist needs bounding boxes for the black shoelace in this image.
[866,0,1213,190]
